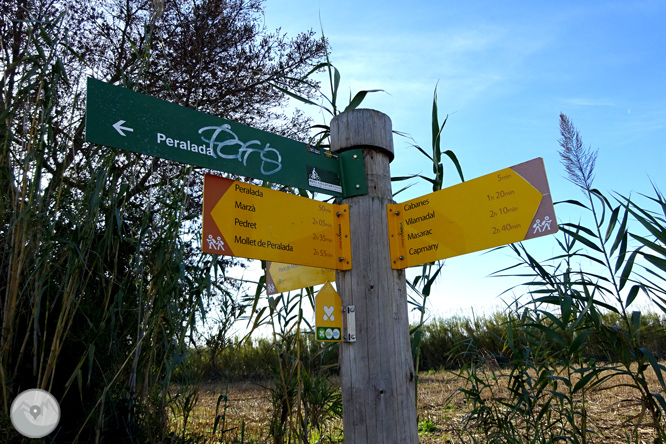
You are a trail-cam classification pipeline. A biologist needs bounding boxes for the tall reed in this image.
[451,114,666,443]
[1,11,231,442]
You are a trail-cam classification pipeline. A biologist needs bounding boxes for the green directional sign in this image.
[85,78,367,197]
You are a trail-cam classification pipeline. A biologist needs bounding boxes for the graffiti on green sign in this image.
[156,124,283,175]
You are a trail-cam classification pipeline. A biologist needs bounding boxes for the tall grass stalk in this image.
[403,84,464,409]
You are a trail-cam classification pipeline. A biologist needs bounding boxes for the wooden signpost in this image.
[87,79,560,444]
[331,110,419,443]
[329,111,558,444]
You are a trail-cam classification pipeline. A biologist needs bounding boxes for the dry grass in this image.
[417,364,665,444]
[168,380,273,442]
[170,365,665,443]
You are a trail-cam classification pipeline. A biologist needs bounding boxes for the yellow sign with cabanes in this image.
[387,158,557,269]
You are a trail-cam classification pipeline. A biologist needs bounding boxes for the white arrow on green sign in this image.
[85,78,367,197]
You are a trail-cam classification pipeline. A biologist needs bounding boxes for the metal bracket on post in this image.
[339,149,368,197]
[343,306,356,342]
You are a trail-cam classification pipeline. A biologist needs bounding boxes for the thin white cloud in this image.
[326,21,554,113]
[559,98,617,107]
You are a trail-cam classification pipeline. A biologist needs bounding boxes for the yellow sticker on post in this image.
[315,282,342,342]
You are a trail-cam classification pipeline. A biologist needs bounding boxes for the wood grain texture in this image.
[331,110,418,444]
[330,109,395,161]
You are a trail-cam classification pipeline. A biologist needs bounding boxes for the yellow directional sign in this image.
[203,174,352,269]
[387,158,557,269]
[265,262,336,295]
[315,282,342,342]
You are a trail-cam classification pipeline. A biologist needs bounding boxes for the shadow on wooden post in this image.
[331,109,418,443]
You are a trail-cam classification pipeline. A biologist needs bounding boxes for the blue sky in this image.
[258,0,666,317]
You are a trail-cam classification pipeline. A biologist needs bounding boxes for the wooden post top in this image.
[330,109,394,162]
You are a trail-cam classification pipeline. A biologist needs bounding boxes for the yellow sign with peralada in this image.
[315,282,342,342]
[203,174,352,269]
[387,158,557,269]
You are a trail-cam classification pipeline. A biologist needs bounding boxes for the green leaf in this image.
[344,89,384,112]
[300,61,333,82]
[527,323,566,347]
[540,310,565,330]
[392,183,416,198]
[559,226,602,253]
[443,150,464,182]
[561,293,572,325]
[614,232,628,273]
[413,175,437,186]
[332,65,341,107]
[536,399,553,422]
[556,199,590,210]
[310,124,330,131]
[628,207,666,244]
[638,348,666,392]
[410,143,434,161]
[652,393,666,415]
[590,188,612,208]
[573,368,604,393]
[564,253,606,267]
[631,233,666,258]
[610,206,629,256]
[560,222,598,239]
[270,82,333,115]
[422,264,443,297]
[569,331,592,355]
[604,205,621,243]
[433,117,448,168]
[391,175,419,182]
[625,285,641,308]
[642,252,666,274]
[431,86,441,165]
[619,249,639,291]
